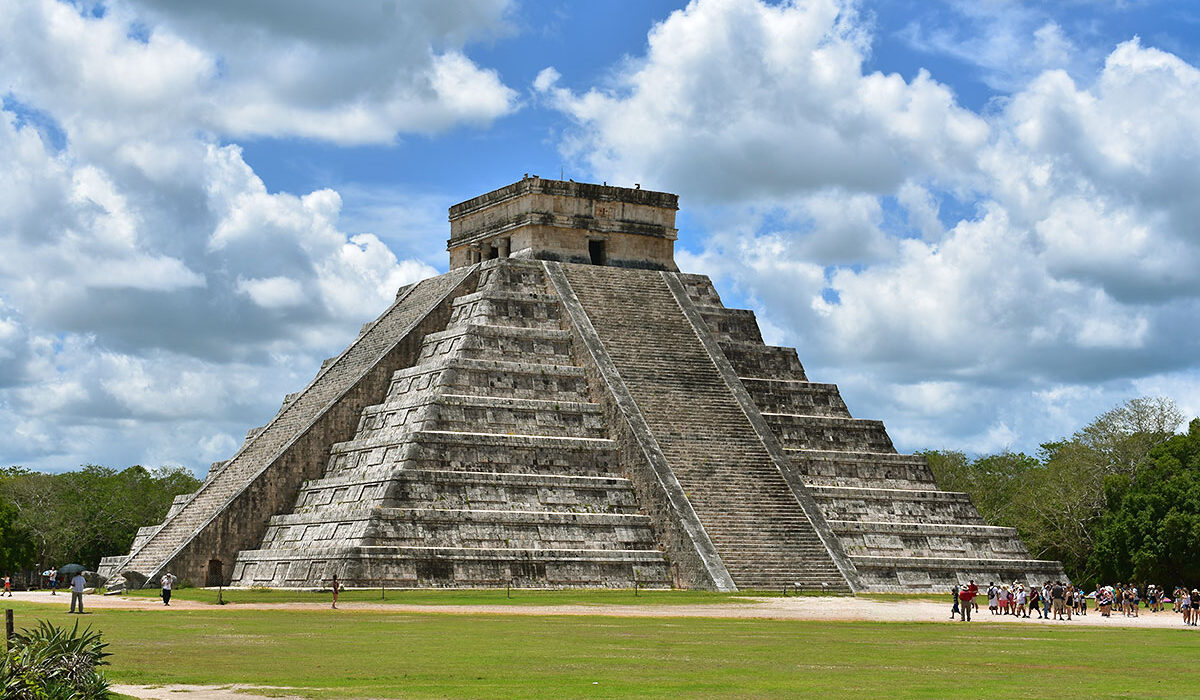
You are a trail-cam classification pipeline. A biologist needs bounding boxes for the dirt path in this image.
[13,590,1197,629]
[109,684,307,700]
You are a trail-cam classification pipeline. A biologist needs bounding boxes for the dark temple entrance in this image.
[206,558,223,587]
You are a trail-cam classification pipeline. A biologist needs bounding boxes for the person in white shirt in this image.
[69,572,86,613]
[161,573,176,606]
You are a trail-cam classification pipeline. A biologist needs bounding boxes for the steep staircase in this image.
[561,264,851,591]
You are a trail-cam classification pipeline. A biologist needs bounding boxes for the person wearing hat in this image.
[161,573,176,606]
[958,580,977,621]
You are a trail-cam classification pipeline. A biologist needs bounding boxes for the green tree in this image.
[1074,396,1184,479]
[0,464,200,570]
[0,498,36,574]
[1090,418,1200,584]
[923,396,1185,584]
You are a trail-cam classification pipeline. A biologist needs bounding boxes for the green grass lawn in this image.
[4,599,1196,699]
[115,586,783,607]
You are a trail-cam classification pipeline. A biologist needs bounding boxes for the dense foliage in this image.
[1091,418,1200,584]
[2,619,111,699]
[0,465,200,573]
[923,396,1189,586]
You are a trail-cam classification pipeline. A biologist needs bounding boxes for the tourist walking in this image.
[950,584,960,619]
[3,575,11,597]
[69,571,86,613]
[331,573,340,609]
[49,570,57,595]
[160,573,176,606]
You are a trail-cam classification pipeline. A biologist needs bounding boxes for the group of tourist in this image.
[951,580,1200,626]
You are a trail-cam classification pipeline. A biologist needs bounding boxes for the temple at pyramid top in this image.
[447,176,679,271]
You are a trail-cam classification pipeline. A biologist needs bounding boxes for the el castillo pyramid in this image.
[101,177,1065,592]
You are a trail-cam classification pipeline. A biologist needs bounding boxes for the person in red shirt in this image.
[959,580,978,621]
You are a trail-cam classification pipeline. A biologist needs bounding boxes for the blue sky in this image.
[2,0,1199,473]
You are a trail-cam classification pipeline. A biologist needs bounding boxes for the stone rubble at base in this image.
[99,177,1066,593]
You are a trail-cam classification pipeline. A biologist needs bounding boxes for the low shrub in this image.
[2,619,112,699]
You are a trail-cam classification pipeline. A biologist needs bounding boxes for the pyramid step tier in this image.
[296,467,641,514]
[324,430,615,478]
[786,449,938,490]
[231,546,671,588]
[447,290,564,331]
[418,324,573,365]
[475,260,554,295]
[386,357,589,404]
[381,470,643,514]
[762,414,896,453]
[740,378,851,418]
[294,469,636,516]
[676,272,725,306]
[850,555,1068,592]
[355,394,607,441]
[809,485,986,525]
[719,341,808,381]
[829,520,1034,558]
[693,305,764,344]
[258,507,657,551]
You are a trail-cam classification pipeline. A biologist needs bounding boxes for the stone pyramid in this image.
[101,177,1065,592]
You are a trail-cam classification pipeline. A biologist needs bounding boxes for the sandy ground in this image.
[107,684,307,700]
[13,588,1196,627]
[12,590,1195,699]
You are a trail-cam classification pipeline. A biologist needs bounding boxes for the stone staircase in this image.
[677,273,1066,591]
[230,259,670,588]
[560,264,851,592]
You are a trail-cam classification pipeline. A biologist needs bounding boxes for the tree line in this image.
[923,396,1199,587]
[0,465,201,576]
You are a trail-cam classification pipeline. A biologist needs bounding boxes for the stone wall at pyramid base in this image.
[852,557,1066,592]
[233,547,670,588]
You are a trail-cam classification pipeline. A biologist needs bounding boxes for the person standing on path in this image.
[49,570,57,595]
[160,573,176,606]
[331,573,339,609]
[3,575,11,596]
[958,581,976,622]
[950,584,960,620]
[69,572,86,613]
